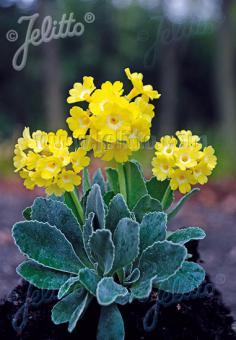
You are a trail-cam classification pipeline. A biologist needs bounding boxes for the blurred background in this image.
[0,0,236,325]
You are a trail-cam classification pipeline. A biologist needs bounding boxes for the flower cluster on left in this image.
[13,128,90,196]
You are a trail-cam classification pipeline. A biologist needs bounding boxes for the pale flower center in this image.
[80,89,90,99]
[177,175,186,184]
[161,164,169,173]
[78,116,89,128]
[107,114,122,130]
[181,154,190,163]
[163,145,173,156]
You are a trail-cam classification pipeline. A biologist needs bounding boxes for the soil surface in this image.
[0,177,236,335]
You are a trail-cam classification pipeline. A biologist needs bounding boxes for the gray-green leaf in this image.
[157,262,205,294]
[58,276,81,299]
[112,218,139,273]
[133,194,162,223]
[68,293,91,332]
[17,260,70,290]
[139,241,187,283]
[31,197,90,267]
[52,288,86,324]
[96,277,128,306]
[78,268,100,296]
[86,184,105,229]
[106,194,131,233]
[139,212,167,255]
[93,169,106,195]
[89,229,115,275]
[167,227,206,245]
[97,304,124,340]
[13,221,83,274]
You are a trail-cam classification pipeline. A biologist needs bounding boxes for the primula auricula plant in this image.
[12,69,217,339]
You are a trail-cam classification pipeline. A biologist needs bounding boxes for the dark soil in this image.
[0,242,236,340]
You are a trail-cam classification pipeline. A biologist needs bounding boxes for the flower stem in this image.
[117,164,127,202]
[161,184,171,210]
[68,190,84,226]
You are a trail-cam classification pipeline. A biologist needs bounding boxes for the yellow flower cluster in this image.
[66,69,161,163]
[152,130,217,194]
[13,128,90,196]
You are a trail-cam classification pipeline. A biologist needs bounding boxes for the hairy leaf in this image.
[167,227,206,245]
[139,241,187,283]
[124,268,140,285]
[78,268,100,296]
[17,260,70,290]
[103,191,116,206]
[133,194,162,223]
[139,212,167,254]
[96,277,128,306]
[83,212,95,262]
[13,221,83,274]
[157,262,205,294]
[68,293,91,332]
[93,169,106,195]
[89,229,115,275]
[106,194,131,233]
[86,184,105,229]
[97,304,124,340]
[130,278,155,300]
[58,276,81,299]
[112,218,139,273]
[52,289,86,325]
[31,198,90,267]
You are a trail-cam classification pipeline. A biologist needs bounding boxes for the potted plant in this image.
[1,69,235,339]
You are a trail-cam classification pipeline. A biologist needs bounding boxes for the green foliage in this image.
[13,160,206,338]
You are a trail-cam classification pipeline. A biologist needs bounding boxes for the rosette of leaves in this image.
[12,161,206,340]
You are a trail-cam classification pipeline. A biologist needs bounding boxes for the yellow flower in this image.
[67,106,91,139]
[36,157,62,180]
[70,148,90,173]
[14,128,90,196]
[152,155,175,181]
[57,170,81,192]
[14,148,28,172]
[90,102,133,143]
[66,68,161,161]
[192,162,212,185]
[17,127,35,150]
[170,169,196,194]
[175,146,199,170]
[201,146,217,170]
[155,136,178,158]
[134,97,155,122]
[152,130,217,194]
[127,118,151,151]
[101,142,132,163]
[67,76,96,104]
[125,68,161,101]
[176,130,201,148]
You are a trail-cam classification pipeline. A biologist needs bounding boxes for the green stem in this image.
[69,190,84,225]
[117,164,127,202]
[161,184,171,210]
